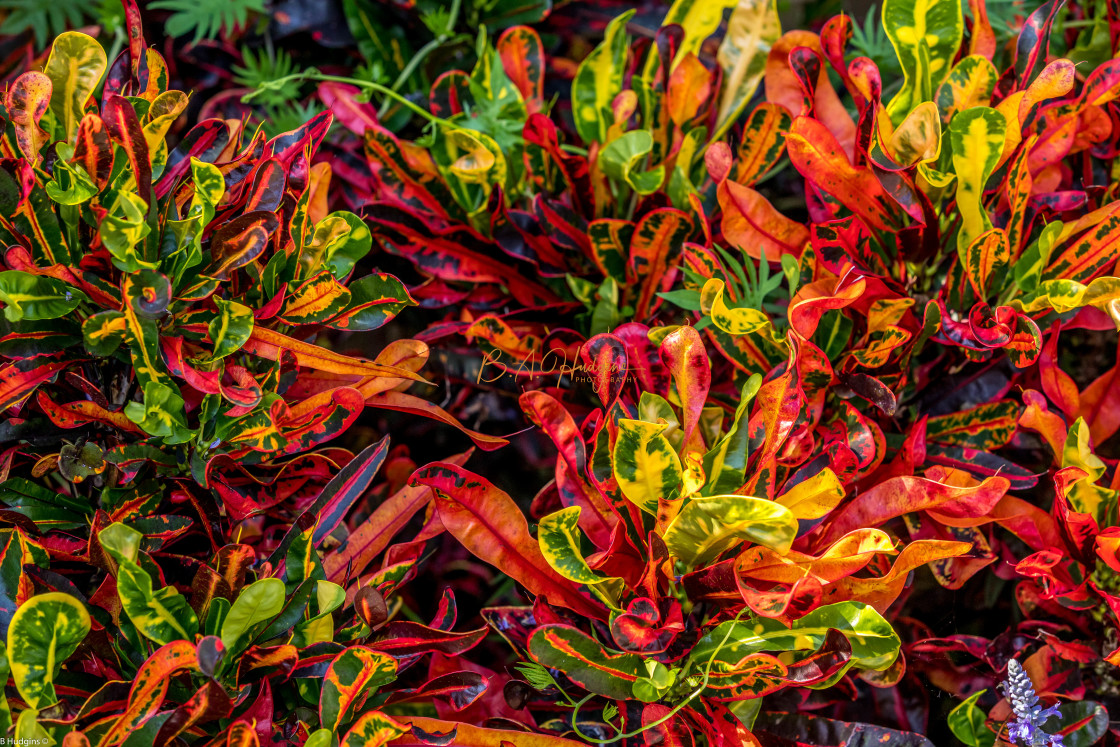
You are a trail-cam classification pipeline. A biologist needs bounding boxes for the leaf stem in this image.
[376,0,463,118]
[568,609,747,744]
[243,72,457,130]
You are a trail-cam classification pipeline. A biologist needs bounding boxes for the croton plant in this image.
[2,0,1120,745]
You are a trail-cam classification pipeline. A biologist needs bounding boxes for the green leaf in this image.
[702,375,762,494]
[98,522,200,646]
[662,493,798,566]
[101,189,155,272]
[528,624,643,700]
[304,211,373,280]
[693,601,901,682]
[613,418,683,514]
[948,690,995,747]
[0,271,87,321]
[7,592,90,708]
[1014,220,1062,293]
[45,145,98,204]
[208,298,254,360]
[125,382,195,444]
[221,578,285,655]
[598,130,665,195]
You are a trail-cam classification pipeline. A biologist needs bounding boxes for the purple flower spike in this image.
[1002,659,1064,747]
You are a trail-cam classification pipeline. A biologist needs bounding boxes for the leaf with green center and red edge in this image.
[410,463,607,620]
[327,273,415,331]
[528,624,643,700]
[319,646,398,732]
[630,208,692,318]
[926,400,1021,449]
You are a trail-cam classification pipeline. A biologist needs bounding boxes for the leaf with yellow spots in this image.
[700,278,770,335]
[776,467,845,520]
[320,646,398,732]
[935,55,997,123]
[715,0,781,141]
[537,507,623,608]
[962,227,1009,299]
[884,101,941,167]
[662,494,797,567]
[571,10,633,145]
[208,298,254,360]
[883,0,963,120]
[613,418,683,515]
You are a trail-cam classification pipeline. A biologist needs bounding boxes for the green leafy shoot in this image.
[660,245,789,330]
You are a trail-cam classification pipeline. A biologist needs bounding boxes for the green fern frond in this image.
[0,0,90,48]
[233,47,302,107]
[148,0,266,44]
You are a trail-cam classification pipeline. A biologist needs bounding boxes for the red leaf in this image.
[410,463,608,620]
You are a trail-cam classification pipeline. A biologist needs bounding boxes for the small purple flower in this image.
[1002,659,1063,747]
